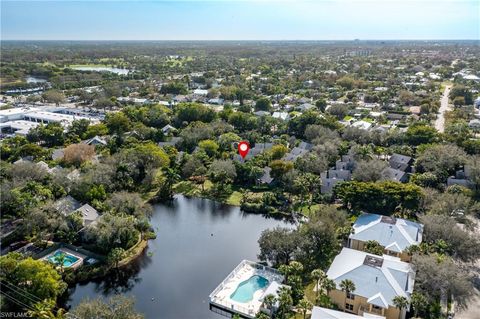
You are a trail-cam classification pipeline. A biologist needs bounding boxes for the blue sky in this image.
[1,1,479,40]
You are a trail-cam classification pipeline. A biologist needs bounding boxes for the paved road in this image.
[435,85,452,132]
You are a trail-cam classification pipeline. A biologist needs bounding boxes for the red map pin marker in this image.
[238,141,250,159]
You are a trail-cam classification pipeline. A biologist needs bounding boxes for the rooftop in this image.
[350,213,423,253]
[326,248,415,308]
[311,306,385,319]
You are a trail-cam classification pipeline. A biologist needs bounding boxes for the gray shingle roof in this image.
[259,166,274,184]
[389,153,412,171]
[75,204,99,226]
[84,135,107,146]
[382,167,407,182]
[55,196,82,215]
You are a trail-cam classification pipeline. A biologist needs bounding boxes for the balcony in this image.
[359,304,385,317]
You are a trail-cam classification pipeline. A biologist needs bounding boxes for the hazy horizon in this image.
[2,1,479,41]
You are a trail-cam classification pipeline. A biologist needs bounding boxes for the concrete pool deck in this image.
[41,247,86,269]
[209,260,284,318]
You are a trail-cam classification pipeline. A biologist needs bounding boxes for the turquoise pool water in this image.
[47,251,80,267]
[230,275,269,303]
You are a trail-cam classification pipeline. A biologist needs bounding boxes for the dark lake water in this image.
[66,195,292,319]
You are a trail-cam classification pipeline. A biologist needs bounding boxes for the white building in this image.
[0,106,100,136]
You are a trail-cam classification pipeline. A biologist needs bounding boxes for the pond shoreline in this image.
[65,195,294,318]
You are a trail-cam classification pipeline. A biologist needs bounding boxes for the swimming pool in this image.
[47,250,80,267]
[230,275,269,303]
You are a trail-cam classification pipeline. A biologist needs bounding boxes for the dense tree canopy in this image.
[334,181,423,214]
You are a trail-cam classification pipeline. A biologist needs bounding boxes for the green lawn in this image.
[226,191,243,206]
[304,281,317,304]
[298,204,321,217]
[67,63,111,68]
[173,180,270,207]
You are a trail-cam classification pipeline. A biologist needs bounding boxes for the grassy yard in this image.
[67,63,111,68]
[165,56,193,67]
[297,204,321,217]
[173,180,267,206]
[291,282,317,319]
[440,81,453,92]
[304,281,317,304]
[226,191,243,206]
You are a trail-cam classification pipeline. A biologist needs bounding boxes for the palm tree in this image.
[354,145,374,161]
[410,292,427,317]
[278,264,292,282]
[297,298,312,319]
[339,279,356,312]
[311,269,327,298]
[255,312,270,319]
[28,300,66,319]
[277,286,293,319]
[289,261,304,275]
[53,252,66,273]
[262,294,277,319]
[159,167,181,200]
[393,296,409,319]
[323,278,336,296]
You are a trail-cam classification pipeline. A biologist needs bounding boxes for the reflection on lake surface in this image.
[66,195,292,319]
[70,66,130,75]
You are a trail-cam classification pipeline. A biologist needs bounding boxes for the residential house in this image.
[468,119,480,131]
[235,142,273,161]
[351,120,373,130]
[283,141,312,162]
[76,204,100,226]
[297,103,315,112]
[254,110,270,117]
[382,167,408,183]
[54,196,99,227]
[328,168,352,180]
[311,306,385,319]
[158,136,183,147]
[84,135,107,146]
[388,154,413,172]
[447,169,474,189]
[320,172,345,194]
[272,111,290,121]
[193,89,209,96]
[258,166,274,185]
[161,124,177,135]
[348,213,423,262]
[208,98,224,105]
[320,155,355,194]
[474,97,480,109]
[117,97,150,105]
[326,248,415,319]
[54,195,82,216]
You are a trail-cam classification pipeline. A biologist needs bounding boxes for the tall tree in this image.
[297,298,312,319]
[339,279,356,311]
[392,296,409,319]
[72,295,144,319]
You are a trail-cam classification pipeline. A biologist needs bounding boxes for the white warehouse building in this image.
[0,106,101,136]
